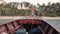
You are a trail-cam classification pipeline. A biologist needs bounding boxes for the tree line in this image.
[36,2,60,17]
[0,3,31,16]
[0,2,60,17]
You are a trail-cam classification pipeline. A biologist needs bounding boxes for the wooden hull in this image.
[0,19,60,34]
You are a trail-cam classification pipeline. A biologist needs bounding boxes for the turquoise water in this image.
[45,20,60,29]
[0,19,14,25]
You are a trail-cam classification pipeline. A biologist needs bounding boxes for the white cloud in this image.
[4,0,60,5]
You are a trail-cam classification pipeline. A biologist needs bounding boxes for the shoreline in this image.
[0,16,60,20]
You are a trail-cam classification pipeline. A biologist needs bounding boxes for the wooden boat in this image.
[0,18,60,34]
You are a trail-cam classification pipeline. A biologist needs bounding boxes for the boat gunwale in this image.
[43,20,60,33]
[0,19,41,25]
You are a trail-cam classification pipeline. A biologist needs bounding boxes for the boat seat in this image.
[7,23,14,30]
[7,23,15,34]
[13,21,19,28]
[0,25,7,34]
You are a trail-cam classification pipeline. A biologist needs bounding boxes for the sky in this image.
[4,0,60,5]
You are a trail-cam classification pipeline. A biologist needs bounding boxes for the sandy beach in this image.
[0,16,60,20]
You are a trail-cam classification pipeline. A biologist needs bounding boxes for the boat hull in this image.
[0,19,60,34]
